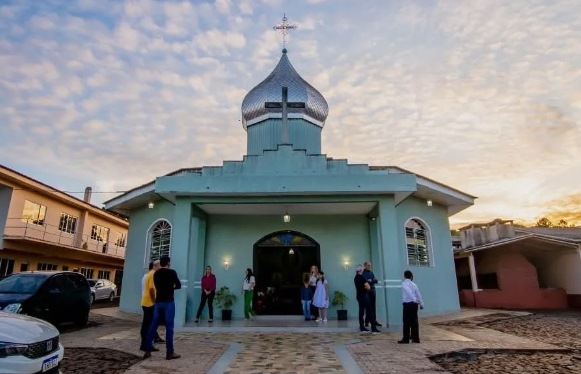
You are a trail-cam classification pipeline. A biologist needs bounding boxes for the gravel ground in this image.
[60,347,141,374]
[431,310,581,373]
[58,312,144,374]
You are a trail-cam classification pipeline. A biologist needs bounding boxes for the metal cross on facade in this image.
[273,13,297,47]
[265,87,305,144]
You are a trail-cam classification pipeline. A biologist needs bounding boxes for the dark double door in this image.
[254,245,318,315]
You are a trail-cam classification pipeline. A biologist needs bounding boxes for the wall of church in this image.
[396,196,460,315]
[246,119,322,155]
[118,195,462,321]
[119,200,177,314]
[201,214,370,320]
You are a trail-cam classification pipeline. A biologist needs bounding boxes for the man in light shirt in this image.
[398,270,424,344]
[140,260,163,351]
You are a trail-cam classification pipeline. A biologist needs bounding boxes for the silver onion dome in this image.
[241,49,329,129]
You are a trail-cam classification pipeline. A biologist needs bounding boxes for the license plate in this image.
[42,354,59,372]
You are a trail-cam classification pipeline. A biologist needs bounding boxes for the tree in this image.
[535,217,553,227]
[557,219,568,228]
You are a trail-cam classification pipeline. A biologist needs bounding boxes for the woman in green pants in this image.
[242,268,256,319]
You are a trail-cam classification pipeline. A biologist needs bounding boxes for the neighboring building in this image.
[0,164,127,290]
[454,219,581,309]
[105,48,475,329]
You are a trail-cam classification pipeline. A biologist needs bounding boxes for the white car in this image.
[87,279,117,303]
[0,311,64,374]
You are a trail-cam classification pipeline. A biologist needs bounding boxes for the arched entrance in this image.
[253,230,320,315]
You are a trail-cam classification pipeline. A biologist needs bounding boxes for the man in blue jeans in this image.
[144,256,182,360]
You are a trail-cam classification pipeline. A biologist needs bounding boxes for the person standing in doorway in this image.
[312,271,329,322]
[195,265,216,323]
[140,260,163,351]
[354,264,380,332]
[308,265,319,320]
[362,261,382,328]
[144,256,182,360]
[300,275,312,321]
[398,270,424,344]
[242,268,256,320]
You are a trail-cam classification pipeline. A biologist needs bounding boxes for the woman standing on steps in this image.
[242,268,257,320]
[308,265,319,320]
[194,265,216,323]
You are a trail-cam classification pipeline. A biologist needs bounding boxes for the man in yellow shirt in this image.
[140,260,162,351]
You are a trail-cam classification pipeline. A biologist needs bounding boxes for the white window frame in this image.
[404,217,434,267]
[144,219,172,268]
[58,213,78,234]
[91,223,110,242]
[37,262,58,271]
[80,268,94,279]
[0,257,15,278]
[115,232,126,247]
[97,270,110,280]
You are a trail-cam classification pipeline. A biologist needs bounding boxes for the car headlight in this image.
[3,303,22,313]
[0,341,28,357]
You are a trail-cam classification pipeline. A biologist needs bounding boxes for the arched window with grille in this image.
[147,220,172,265]
[405,218,431,267]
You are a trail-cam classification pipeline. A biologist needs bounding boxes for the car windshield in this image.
[0,274,50,294]
[87,280,97,287]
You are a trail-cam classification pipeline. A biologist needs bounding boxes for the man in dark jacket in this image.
[362,261,382,327]
[354,264,380,332]
[143,256,182,360]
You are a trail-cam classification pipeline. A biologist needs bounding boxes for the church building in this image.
[104,47,475,330]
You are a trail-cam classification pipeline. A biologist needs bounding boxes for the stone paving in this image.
[58,308,581,373]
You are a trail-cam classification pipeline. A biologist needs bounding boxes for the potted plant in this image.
[215,286,237,320]
[332,290,349,320]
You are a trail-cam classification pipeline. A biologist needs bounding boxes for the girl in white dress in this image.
[312,271,329,322]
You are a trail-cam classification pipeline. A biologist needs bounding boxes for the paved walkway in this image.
[59,308,569,373]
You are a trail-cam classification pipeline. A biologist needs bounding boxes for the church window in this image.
[405,219,431,267]
[148,220,171,263]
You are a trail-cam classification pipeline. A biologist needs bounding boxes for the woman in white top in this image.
[242,268,256,319]
[308,265,319,319]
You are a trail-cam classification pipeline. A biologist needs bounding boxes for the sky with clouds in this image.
[0,0,580,227]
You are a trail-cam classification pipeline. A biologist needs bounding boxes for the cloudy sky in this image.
[1,0,580,227]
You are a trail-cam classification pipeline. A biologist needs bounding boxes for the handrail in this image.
[3,218,126,258]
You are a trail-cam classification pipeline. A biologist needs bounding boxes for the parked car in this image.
[87,279,117,303]
[0,271,92,327]
[0,311,64,374]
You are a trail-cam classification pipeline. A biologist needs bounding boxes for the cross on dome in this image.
[273,13,297,48]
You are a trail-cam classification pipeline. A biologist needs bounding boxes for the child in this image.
[301,275,312,321]
[312,271,329,322]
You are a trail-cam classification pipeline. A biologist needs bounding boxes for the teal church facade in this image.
[104,49,475,330]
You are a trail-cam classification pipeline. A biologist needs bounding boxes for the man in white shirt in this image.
[398,270,424,344]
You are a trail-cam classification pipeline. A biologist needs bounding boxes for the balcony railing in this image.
[3,218,126,258]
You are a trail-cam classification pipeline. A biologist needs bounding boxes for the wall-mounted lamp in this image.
[427,200,433,207]
[148,201,155,209]
[343,260,350,270]
[223,260,230,270]
[283,212,291,223]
